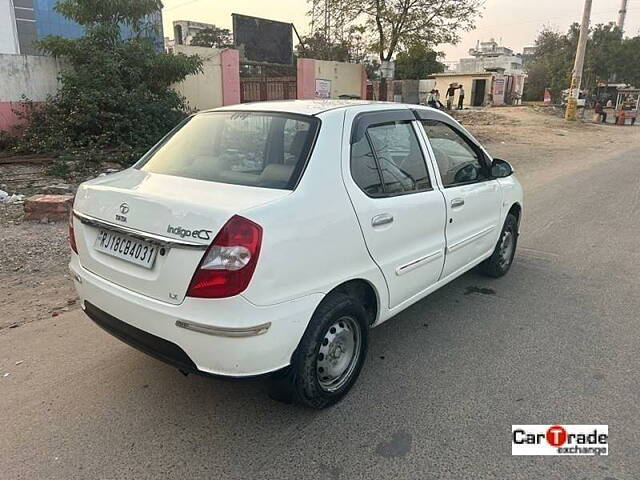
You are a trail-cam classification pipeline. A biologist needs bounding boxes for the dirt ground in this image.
[0,204,77,330]
[1,106,638,331]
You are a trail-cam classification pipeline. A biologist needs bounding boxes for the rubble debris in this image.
[0,190,25,204]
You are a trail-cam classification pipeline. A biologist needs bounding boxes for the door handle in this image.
[451,198,465,208]
[372,213,394,227]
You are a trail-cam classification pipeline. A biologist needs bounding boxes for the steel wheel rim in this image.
[317,316,361,392]
[499,230,515,268]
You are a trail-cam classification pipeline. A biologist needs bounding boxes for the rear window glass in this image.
[138,112,320,190]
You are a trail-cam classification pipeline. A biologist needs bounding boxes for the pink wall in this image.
[220,49,240,106]
[361,67,368,100]
[0,102,30,132]
[297,58,316,100]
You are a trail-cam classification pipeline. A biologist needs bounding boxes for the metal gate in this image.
[239,63,297,103]
[240,76,297,103]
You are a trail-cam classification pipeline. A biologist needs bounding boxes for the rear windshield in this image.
[138,112,320,190]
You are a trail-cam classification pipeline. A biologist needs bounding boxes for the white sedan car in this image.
[69,100,523,408]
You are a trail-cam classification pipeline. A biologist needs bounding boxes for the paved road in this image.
[2,145,639,479]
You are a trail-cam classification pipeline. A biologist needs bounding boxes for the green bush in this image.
[14,0,202,166]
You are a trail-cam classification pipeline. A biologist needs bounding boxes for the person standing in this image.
[595,101,607,123]
[427,89,437,108]
[457,85,465,110]
[446,84,456,110]
[434,89,443,109]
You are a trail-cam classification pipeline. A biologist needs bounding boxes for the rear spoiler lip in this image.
[73,210,209,250]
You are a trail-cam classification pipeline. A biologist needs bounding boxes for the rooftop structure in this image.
[468,39,514,58]
[457,39,524,75]
[172,20,216,46]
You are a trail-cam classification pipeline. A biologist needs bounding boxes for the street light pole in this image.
[565,0,592,121]
[618,0,629,33]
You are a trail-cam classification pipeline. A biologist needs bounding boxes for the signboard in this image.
[315,79,331,99]
[380,60,395,80]
[494,78,505,96]
[232,14,293,65]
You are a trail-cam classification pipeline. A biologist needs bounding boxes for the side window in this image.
[351,135,384,196]
[352,121,431,197]
[421,120,488,187]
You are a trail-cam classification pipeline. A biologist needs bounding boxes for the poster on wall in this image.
[315,79,332,99]
[494,78,505,96]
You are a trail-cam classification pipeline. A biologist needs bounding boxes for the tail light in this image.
[69,210,78,254]
[186,215,262,298]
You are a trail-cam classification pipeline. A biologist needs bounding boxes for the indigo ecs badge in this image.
[166,225,212,241]
[512,425,608,456]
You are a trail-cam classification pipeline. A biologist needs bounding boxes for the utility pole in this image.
[617,0,628,34]
[565,0,592,121]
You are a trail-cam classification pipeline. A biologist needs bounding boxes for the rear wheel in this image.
[480,213,518,278]
[284,293,369,409]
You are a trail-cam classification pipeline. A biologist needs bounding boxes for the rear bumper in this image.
[70,256,323,377]
[84,301,201,374]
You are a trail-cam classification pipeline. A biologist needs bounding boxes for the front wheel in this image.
[480,213,519,278]
[286,293,369,409]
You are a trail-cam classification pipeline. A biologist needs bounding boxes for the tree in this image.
[524,22,640,102]
[54,0,163,28]
[330,0,482,98]
[296,26,371,63]
[619,36,640,87]
[190,26,233,48]
[584,23,624,87]
[296,31,350,61]
[365,58,381,80]
[14,0,202,166]
[395,43,444,79]
[523,28,573,102]
[332,0,483,62]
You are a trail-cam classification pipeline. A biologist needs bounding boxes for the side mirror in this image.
[490,158,513,178]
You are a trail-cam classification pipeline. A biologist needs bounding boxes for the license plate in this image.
[94,229,158,269]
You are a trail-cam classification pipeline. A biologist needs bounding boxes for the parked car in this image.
[69,100,523,408]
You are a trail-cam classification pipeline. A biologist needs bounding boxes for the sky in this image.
[162,0,640,63]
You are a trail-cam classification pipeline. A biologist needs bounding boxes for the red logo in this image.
[546,425,568,447]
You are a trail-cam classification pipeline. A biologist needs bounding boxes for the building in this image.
[0,0,163,55]
[457,39,524,75]
[172,20,216,46]
[432,72,495,107]
[1,0,25,54]
[521,46,536,69]
[432,71,526,108]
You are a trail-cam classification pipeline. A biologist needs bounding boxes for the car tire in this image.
[285,293,369,409]
[480,213,518,278]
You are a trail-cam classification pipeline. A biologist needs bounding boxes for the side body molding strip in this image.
[446,225,496,254]
[396,250,444,276]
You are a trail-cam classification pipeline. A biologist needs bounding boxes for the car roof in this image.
[206,99,442,117]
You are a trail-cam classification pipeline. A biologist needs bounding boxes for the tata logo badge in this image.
[116,203,129,222]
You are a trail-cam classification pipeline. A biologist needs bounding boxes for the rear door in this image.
[343,110,447,309]
[417,116,502,279]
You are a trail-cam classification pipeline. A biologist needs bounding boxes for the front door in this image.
[419,118,502,279]
[472,79,486,106]
[343,110,447,309]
